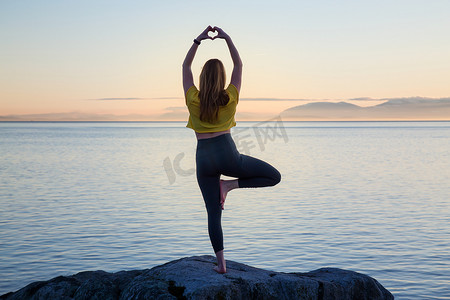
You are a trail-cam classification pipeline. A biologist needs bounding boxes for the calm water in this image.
[1,121,449,299]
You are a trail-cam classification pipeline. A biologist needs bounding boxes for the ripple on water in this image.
[1,122,450,299]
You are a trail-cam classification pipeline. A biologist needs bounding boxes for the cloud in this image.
[240,97,313,101]
[240,97,389,102]
[151,97,183,100]
[155,106,188,120]
[383,96,450,101]
[348,97,385,101]
[89,97,152,101]
[164,106,187,111]
[89,97,182,101]
[88,96,389,102]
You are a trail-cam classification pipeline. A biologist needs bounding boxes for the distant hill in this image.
[2,97,449,121]
[281,97,450,121]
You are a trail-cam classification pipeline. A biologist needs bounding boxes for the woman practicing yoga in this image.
[182,26,281,274]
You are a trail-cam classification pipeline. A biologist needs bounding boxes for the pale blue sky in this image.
[1,0,449,117]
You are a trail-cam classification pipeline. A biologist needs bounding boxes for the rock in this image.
[0,255,393,300]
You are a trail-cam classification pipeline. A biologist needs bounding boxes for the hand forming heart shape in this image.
[208,30,218,39]
[197,25,228,42]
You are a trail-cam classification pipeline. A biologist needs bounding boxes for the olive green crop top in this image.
[185,84,239,133]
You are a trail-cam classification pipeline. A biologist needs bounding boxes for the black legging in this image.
[195,133,281,253]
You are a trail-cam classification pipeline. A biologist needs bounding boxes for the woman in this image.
[182,26,281,274]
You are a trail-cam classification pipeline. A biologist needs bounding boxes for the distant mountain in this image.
[2,97,449,121]
[0,108,273,122]
[281,97,450,120]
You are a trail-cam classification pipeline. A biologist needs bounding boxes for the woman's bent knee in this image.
[271,168,281,186]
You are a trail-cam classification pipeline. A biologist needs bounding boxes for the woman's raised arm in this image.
[213,27,243,93]
[182,26,214,95]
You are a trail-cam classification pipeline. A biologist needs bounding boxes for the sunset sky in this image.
[1,0,449,120]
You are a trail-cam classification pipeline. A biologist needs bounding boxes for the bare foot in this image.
[213,265,227,274]
[219,179,239,210]
[219,180,227,210]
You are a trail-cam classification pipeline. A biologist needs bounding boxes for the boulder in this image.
[1,255,393,299]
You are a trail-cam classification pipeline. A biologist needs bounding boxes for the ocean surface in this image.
[0,121,449,299]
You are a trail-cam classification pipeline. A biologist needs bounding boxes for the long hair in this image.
[198,59,230,123]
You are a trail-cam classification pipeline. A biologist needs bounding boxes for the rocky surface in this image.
[1,255,393,300]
